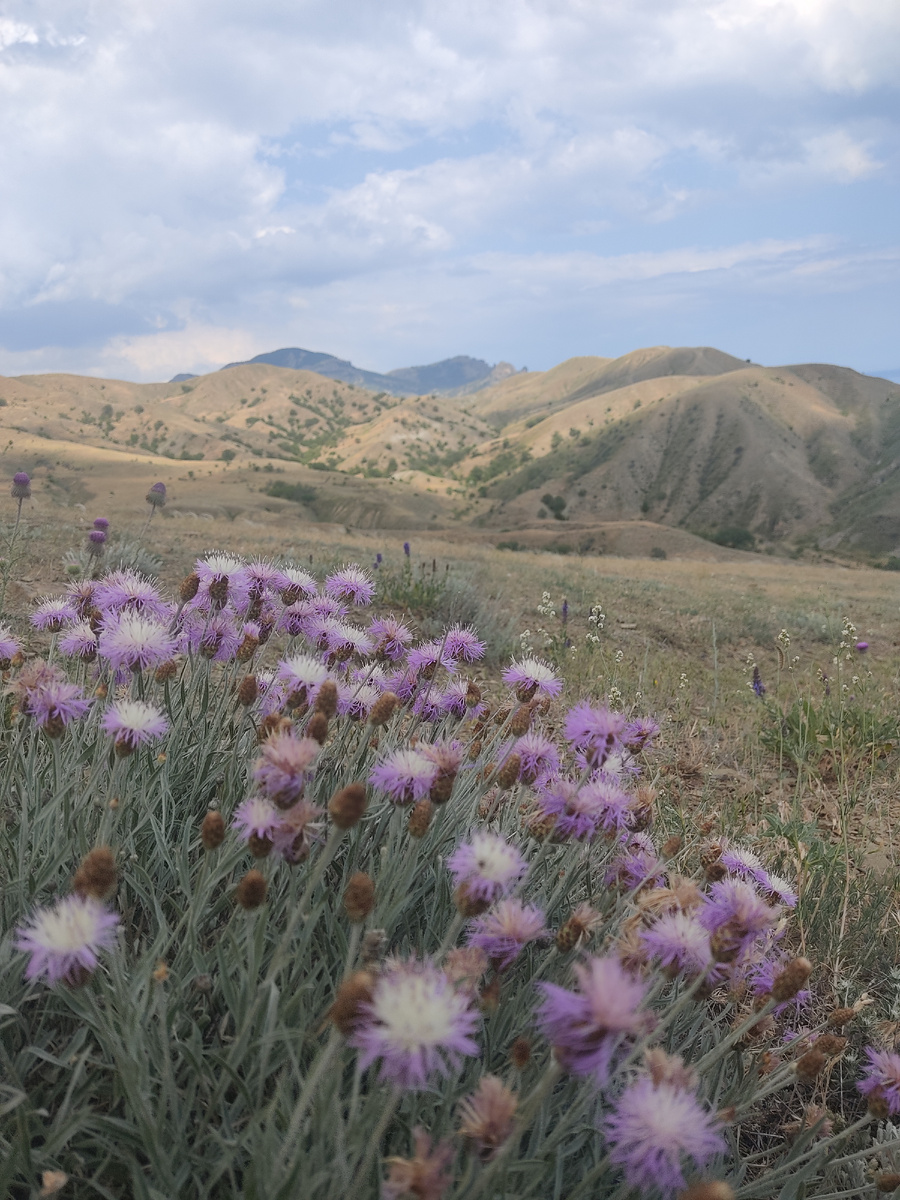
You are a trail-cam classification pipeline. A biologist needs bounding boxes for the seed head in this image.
[236,869,267,909]
[369,691,398,726]
[795,1048,825,1083]
[815,1034,847,1058]
[827,1006,857,1027]
[509,704,533,736]
[236,632,259,663]
[72,847,117,901]
[429,773,455,804]
[771,957,813,1002]
[248,832,273,858]
[329,970,375,1034]
[408,798,435,837]
[179,572,200,602]
[329,783,368,829]
[509,1036,531,1069]
[454,883,491,918]
[201,811,226,850]
[154,660,179,683]
[315,680,338,719]
[238,674,259,706]
[661,835,683,859]
[495,753,521,790]
[307,712,329,744]
[343,872,376,921]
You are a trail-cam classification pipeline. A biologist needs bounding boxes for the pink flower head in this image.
[100,699,168,751]
[31,596,77,632]
[514,731,559,785]
[412,690,445,722]
[603,1076,726,1197]
[269,798,324,864]
[579,776,633,835]
[859,1047,900,1115]
[324,564,375,606]
[277,653,330,707]
[98,613,177,673]
[467,898,546,968]
[26,679,91,733]
[244,560,286,598]
[193,553,251,613]
[350,958,480,1090]
[564,703,625,769]
[65,579,98,619]
[369,615,413,661]
[385,664,420,702]
[438,678,478,718]
[408,639,458,678]
[337,679,380,720]
[0,623,22,666]
[11,470,31,499]
[93,570,174,622]
[383,1128,454,1200]
[699,878,781,963]
[253,732,320,807]
[16,894,118,986]
[58,620,100,662]
[421,738,464,776]
[446,832,527,904]
[537,779,601,841]
[537,956,652,1083]
[278,566,318,605]
[232,795,281,842]
[605,833,666,892]
[720,844,764,880]
[278,600,314,639]
[370,747,437,804]
[443,624,485,662]
[746,953,811,1015]
[641,911,712,979]
[501,656,562,702]
[622,717,660,755]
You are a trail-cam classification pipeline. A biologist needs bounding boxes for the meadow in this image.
[3,475,900,1198]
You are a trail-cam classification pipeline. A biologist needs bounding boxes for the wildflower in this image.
[719,844,764,880]
[422,739,464,801]
[447,832,527,905]
[556,902,603,952]
[502,656,562,701]
[11,470,31,500]
[193,612,243,662]
[276,653,330,707]
[641,911,713,978]
[329,970,376,1034]
[201,811,226,850]
[369,614,413,661]
[409,638,457,679]
[603,1075,726,1197]
[337,679,380,720]
[761,873,798,908]
[439,677,483,718]
[468,898,546,968]
[514,731,559,784]
[72,847,117,900]
[324,563,375,606]
[457,1076,518,1161]
[98,613,177,673]
[537,956,652,1083]
[699,878,781,963]
[370,747,436,805]
[444,947,488,993]
[278,566,317,604]
[25,679,91,735]
[563,702,625,768]
[751,665,765,697]
[312,615,374,661]
[383,1128,454,1200]
[403,541,411,556]
[145,481,167,508]
[444,624,485,662]
[0,623,22,667]
[856,641,869,653]
[58,621,99,662]
[253,731,320,808]
[15,894,118,986]
[343,872,376,921]
[536,779,603,841]
[87,529,106,556]
[623,717,660,754]
[270,798,323,864]
[100,699,169,754]
[94,570,173,622]
[328,782,368,829]
[350,958,479,1090]
[193,553,250,612]
[858,1047,900,1115]
[232,795,281,844]
[31,597,77,632]
[236,870,267,909]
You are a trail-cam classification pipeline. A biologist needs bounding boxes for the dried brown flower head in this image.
[314,680,338,719]
[236,869,268,910]
[827,1006,857,1027]
[201,810,226,850]
[328,783,368,830]
[307,712,330,745]
[237,674,259,706]
[343,872,376,922]
[236,633,259,663]
[369,691,398,727]
[509,1036,531,1070]
[154,659,179,683]
[509,703,533,737]
[556,902,602,952]
[644,1048,698,1091]
[383,1128,453,1200]
[876,1174,900,1193]
[72,847,117,901]
[328,970,375,1035]
[494,753,521,790]
[660,834,683,859]
[179,572,200,602]
[677,1184,735,1200]
[795,1048,826,1083]
[771,957,813,1002]
[444,946,488,994]
[457,1075,517,1161]
[454,883,491,918]
[408,798,435,838]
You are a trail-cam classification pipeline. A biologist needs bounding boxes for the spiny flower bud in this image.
[867,1089,891,1120]
[660,834,683,859]
[466,680,482,707]
[208,576,229,608]
[795,1048,825,1083]
[179,572,200,602]
[343,873,376,922]
[368,691,398,726]
[329,783,368,830]
[307,712,329,745]
[555,904,602,952]
[678,1184,735,1200]
[236,633,259,663]
[509,1037,531,1070]
[527,812,557,842]
[480,976,501,1013]
[814,1034,846,1058]
[248,833,273,858]
[258,714,291,743]
[827,1006,857,1027]
[328,970,375,1035]
[454,883,491,918]
[236,869,267,909]
[495,753,521,790]
[509,703,533,736]
[408,798,434,837]
[238,674,259,706]
[876,1174,900,1193]
[154,660,178,683]
[771,957,813,1002]
[314,680,338,719]
[429,773,455,804]
[72,847,117,900]
[201,811,225,850]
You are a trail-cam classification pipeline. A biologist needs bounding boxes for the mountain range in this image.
[4,344,900,562]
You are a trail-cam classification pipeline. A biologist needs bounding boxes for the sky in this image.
[0,0,897,383]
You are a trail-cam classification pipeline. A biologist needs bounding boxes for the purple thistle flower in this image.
[858,1047,900,1115]
[26,680,91,733]
[98,613,176,673]
[641,911,712,979]
[699,878,781,963]
[253,732,320,808]
[370,747,436,805]
[87,530,107,555]
[350,958,480,1091]
[856,641,869,653]
[408,639,458,678]
[719,844,764,880]
[622,717,660,754]
[501,656,562,702]
[605,833,666,891]
[269,798,324,864]
[370,615,414,661]
[15,894,118,986]
[31,596,77,632]
[278,566,318,605]
[11,470,31,500]
[746,954,810,1016]
[411,690,446,722]
[762,872,798,908]
[421,738,464,775]
[325,563,376,606]
[403,541,411,557]
[93,570,174,622]
[467,898,546,968]
[537,779,604,841]
[277,600,313,639]
[92,517,110,531]
[276,653,331,707]
[337,679,380,720]
[146,482,167,508]
[0,623,22,666]
[446,832,527,903]
[243,560,285,597]
[192,554,251,613]
[443,624,485,663]
[65,579,98,619]
[439,677,482,718]
[580,777,633,835]
[564,702,625,768]
[537,956,652,1083]
[384,664,420,702]
[100,699,168,751]
[195,612,243,662]
[603,1076,725,1197]
[232,795,281,843]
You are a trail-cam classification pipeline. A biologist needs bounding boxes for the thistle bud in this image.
[480,976,501,1013]
[11,471,31,500]
[307,712,329,745]
[72,847,117,900]
[201,811,225,850]
[208,576,229,609]
[704,860,728,884]
[315,680,338,719]
[258,714,291,742]
[329,783,368,830]
[408,798,434,837]
[146,482,167,508]
[876,1174,900,1193]
[236,869,267,909]
[678,1185,735,1200]
[814,1034,846,1058]
[660,835,683,859]
[238,674,259,706]
[454,883,491,918]
[429,773,455,804]
[155,660,179,683]
[248,833,273,858]
[509,703,533,736]
[527,812,557,842]
[236,633,259,663]
[343,872,375,922]
[179,571,200,602]
[827,1006,857,1027]
[328,970,375,1035]
[466,680,482,707]
[771,957,812,1002]
[509,1037,531,1070]
[495,753,521,790]
[368,691,398,726]
[795,1048,825,1083]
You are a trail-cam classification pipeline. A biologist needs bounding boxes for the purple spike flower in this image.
[403,541,411,557]
[15,894,118,986]
[467,898,545,968]
[751,665,766,697]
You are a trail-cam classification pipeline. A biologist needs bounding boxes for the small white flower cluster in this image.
[586,603,605,645]
[536,591,556,620]
[678,672,688,690]
[607,684,623,708]
[519,629,534,654]
[839,615,858,661]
